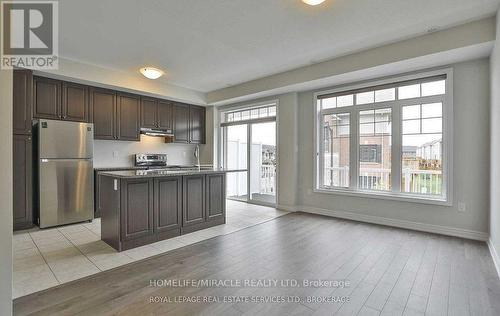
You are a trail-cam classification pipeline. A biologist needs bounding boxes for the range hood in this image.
[140,127,174,137]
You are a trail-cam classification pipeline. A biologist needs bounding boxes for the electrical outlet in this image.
[458,202,466,213]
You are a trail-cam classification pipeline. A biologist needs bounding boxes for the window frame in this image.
[313,68,453,206]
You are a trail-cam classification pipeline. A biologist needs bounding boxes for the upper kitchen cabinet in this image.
[189,105,206,144]
[91,88,116,140]
[33,76,61,120]
[173,103,189,143]
[117,93,140,141]
[140,97,158,129]
[62,82,89,122]
[157,100,173,130]
[141,98,173,130]
[34,76,90,123]
[13,69,33,135]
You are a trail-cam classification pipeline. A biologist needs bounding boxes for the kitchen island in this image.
[98,168,229,251]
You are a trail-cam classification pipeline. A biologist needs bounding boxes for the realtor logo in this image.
[1,0,58,69]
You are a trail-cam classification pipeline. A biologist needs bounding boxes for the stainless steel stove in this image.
[135,153,168,168]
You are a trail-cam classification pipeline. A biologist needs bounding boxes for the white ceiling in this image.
[59,0,500,92]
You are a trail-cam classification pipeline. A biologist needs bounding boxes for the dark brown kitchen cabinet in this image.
[13,134,33,230]
[158,100,173,130]
[182,174,205,227]
[117,94,140,141]
[13,69,33,135]
[62,82,89,122]
[33,76,61,120]
[154,176,182,234]
[141,98,173,130]
[34,76,90,123]
[140,97,158,128]
[189,105,206,144]
[100,172,225,251]
[206,173,226,222]
[173,103,189,143]
[121,178,154,242]
[91,88,116,140]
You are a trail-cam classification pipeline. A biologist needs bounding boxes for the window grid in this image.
[224,104,276,123]
[315,75,449,201]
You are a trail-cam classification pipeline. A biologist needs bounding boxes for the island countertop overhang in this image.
[99,168,245,179]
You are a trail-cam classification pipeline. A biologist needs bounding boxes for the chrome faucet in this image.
[194,145,200,170]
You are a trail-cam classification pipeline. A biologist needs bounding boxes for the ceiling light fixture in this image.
[140,67,164,79]
[302,0,326,5]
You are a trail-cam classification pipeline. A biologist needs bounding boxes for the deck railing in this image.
[324,166,442,195]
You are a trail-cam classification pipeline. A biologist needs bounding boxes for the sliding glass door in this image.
[221,103,277,206]
[249,121,276,204]
[224,124,248,201]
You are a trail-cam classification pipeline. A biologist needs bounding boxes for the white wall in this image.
[298,59,490,235]
[490,13,500,259]
[0,69,13,315]
[94,135,199,168]
[208,18,495,104]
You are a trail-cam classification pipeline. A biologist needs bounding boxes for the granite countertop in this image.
[99,168,245,178]
[94,166,148,171]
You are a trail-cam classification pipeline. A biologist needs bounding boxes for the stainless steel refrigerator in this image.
[37,119,94,228]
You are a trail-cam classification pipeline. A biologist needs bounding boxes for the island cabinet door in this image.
[182,174,205,227]
[205,173,225,222]
[120,179,154,242]
[154,177,182,233]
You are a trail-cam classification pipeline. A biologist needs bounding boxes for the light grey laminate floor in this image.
[13,211,500,316]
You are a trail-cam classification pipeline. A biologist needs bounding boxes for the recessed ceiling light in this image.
[302,0,326,5]
[140,67,164,80]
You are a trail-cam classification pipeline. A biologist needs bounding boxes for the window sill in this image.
[313,188,451,206]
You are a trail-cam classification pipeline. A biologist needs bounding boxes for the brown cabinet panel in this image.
[13,69,33,135]
[33,76,61,119]
[189,105,205,144]
[174,103,189,143]
[182,174,205,226]
[62,82,89,122]
[91,88,116,140]
[154,177,182,233]
[206,173,225,222]
[120,179,154,241]
[117,94,140,141]
[140,97,157,128]
[158,100,173,130]
[13,134,33,230]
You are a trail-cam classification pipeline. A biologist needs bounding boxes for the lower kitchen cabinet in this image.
[206,173,226,222]
[100,173,226,251]
[154,176,182,239]
[182,174,205,227]
[13,134,33,230]
[120,178,154,242]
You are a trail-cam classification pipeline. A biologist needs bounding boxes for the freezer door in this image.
[39,159,94,228]
[39,119,94,159]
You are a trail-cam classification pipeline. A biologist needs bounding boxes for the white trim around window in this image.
[313,68,453,206]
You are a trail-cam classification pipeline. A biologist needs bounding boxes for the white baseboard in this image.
[276,204,299,212]
[299,205,489,241]
[488,239,500,280]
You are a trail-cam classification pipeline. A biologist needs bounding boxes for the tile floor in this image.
[13,200,288,299]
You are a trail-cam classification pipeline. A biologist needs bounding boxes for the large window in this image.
[315,71,451,203]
